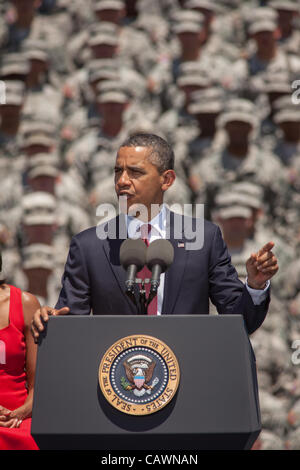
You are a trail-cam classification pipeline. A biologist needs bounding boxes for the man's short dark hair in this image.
[120,133,175,173]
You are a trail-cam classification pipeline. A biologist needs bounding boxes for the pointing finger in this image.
[257,241,275,257]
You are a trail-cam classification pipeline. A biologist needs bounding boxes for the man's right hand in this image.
[31,306,70,343]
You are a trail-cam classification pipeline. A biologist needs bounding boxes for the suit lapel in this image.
[102,214,139,313]
[162,211,188,315]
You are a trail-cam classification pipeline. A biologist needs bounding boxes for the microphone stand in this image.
[135,278,158,315]
[139,279,148,315]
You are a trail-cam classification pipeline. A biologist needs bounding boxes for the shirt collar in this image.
[126,204,167,239]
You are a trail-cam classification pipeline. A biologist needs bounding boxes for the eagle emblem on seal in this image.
[121,354,159,397]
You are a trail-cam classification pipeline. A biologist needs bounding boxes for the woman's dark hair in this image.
[120,133,175,174]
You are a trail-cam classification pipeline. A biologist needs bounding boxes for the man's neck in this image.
[256,45,277,62]
[102,120,123,137]
[181,48,200,62]
[227,143,249,158]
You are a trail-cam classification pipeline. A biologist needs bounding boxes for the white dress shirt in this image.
[126,206,269,314]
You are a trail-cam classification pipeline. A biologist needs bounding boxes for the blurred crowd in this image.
[1,0,300,450]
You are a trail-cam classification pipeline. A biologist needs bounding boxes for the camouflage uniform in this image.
[193,98,287,225]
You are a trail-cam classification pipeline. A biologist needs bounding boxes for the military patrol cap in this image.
[274,108,300,124]
[93,0,125,10]
[97,90,128,103]
[22,192,56,225]
[263,72,291,94]
[88,23,118,48]
[172,9,204,24]
[188,87,224,114]
[21,133,56,149]
[88,33,118,47]
[269,1,300,11]
[88,22,118,35]
[89,68,120,83]
[218,98,259,127]
[96,79,127,94]
[22,38,49,62]
[190,87,224,101]
[20,120,57,137]
[28,166,58,179]
[273,95,295,112]
[215,190,262,211]
[27,152,60,169]
[214,205,252,219]
[89,69,119,83]
[185,0,219,11]
[217,98,258,128]
[248,19,277,35]
[173,21,204,34]
[2,80,25,106]
[178,61,208,75]
[23,243,54,270]
[87,58,120,82]
[0,53,30,77]
[88,58,119,71]
[230,181,264,200]
[177,74,211,88]
[247,7,278,24]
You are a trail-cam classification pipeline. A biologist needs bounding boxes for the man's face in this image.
[97,102,125,121]
[28,175,56,193]
[95,9,124,24]
[114,146,172,217]
[12,0,40,17]
[279,121,300,142]
[177,32,201,51]
[253,30,277,49]
[225,121,253,145]
[0,105,22,128]
[219,216,251,242]
[27,58,48,84]
[91,44,117,59]
[23,224,55,245]
[23,144,51,156]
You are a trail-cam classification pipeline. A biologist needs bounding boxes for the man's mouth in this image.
[118,192,134,198]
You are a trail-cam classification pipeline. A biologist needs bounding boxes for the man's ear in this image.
[161,169,176,192]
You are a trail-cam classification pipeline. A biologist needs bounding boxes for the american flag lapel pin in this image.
[178,242,185,248]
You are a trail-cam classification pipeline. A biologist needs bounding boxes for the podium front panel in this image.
[32,315,260,450]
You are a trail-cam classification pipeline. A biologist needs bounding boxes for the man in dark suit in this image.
[31,133,278,340]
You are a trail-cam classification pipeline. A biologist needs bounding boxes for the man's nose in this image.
[118,170,131,186]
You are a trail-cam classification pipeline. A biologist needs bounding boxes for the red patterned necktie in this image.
[136,224,157,315]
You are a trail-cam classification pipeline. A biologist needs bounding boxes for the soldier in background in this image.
[223,14,300,99]
[193,98,287,225]
[212,204,256,283]
[185,86,225,197]
[3,0,41,51]
[269,0,300,56]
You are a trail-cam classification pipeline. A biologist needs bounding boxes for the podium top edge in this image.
[48,314,244,320]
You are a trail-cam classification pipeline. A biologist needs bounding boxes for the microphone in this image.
[120,238,147,294]
[146,240,174,295]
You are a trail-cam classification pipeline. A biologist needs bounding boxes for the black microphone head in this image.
[120,238,147,271]
[146,239,174,272]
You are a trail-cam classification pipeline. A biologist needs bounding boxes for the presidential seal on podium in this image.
[99,335,180,416]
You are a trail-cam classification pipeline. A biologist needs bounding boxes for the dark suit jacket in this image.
[55,211,270,334]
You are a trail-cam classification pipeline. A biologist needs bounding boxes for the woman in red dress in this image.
[0,261,40,450]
